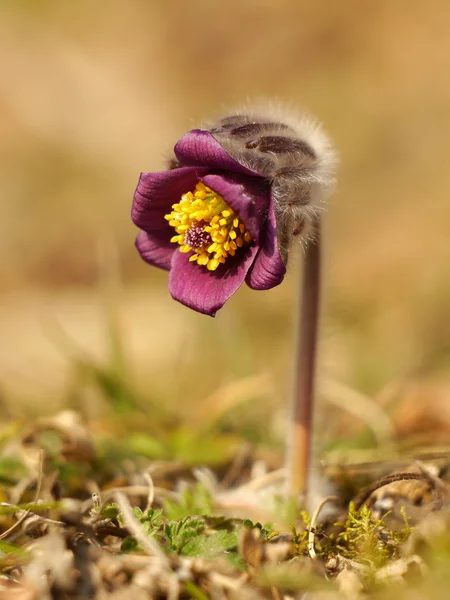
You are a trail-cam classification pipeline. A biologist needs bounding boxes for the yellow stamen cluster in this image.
[165,182,252,271]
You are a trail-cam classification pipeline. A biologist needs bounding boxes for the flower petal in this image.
[169,244,259,317]
[245,192,286,290]
[132,166,207,232]
[175,130,259,176]
[135,230,176,271]
[200,173,269,244]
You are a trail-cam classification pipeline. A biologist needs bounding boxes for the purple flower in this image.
[132,129,286,317]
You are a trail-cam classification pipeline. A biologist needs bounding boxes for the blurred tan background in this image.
[1,0,450,442]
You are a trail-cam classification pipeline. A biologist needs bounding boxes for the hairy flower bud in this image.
[207,104,337,263]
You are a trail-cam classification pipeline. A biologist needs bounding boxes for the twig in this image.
[308,496,340,560]
[271,585,284,600]
[144,472,155,512]
[353,473,426,510]
[95,525,129,538]
[167,574,180,600]
[209,572,248,592]
[0,449,45,541]
[245,468,285,491]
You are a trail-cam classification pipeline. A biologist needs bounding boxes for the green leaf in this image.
[164,516,206,553]
[102,503,120,520]
[181,530,237,558]
[121,536,140,553]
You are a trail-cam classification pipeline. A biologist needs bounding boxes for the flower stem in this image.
[287,215,322,502]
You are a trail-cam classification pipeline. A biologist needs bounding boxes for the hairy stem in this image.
[287,216,322,501]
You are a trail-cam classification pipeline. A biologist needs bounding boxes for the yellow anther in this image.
[207,258,220,271]
[165,182,252,270]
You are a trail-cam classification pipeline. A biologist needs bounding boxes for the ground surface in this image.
[1,405,450,600]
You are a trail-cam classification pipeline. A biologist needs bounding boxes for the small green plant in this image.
[291,510,313,556]
[241,518,279,541]
[94,504,164,553]
[163,516,206,553]
[132,507,164,532]
[389,506,415,546]
[120,507,164,552]
[99,502,120,521]
[335,502,414,569]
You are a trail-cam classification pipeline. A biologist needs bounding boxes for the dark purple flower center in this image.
[183,223,211,250]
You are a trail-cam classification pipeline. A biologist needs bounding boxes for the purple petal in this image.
[169,244,259,317]
[136,230,176,271]
[201,173,270,244]
[132,167,207,233]
[245,192,286,290]
[175,130,259,176]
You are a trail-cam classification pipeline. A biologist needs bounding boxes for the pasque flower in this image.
[132,107,337,501]
[132,109,335,316]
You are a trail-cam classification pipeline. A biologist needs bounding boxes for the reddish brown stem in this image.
[287,216,321,500]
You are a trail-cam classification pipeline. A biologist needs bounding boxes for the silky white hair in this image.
[206,102,338,263]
